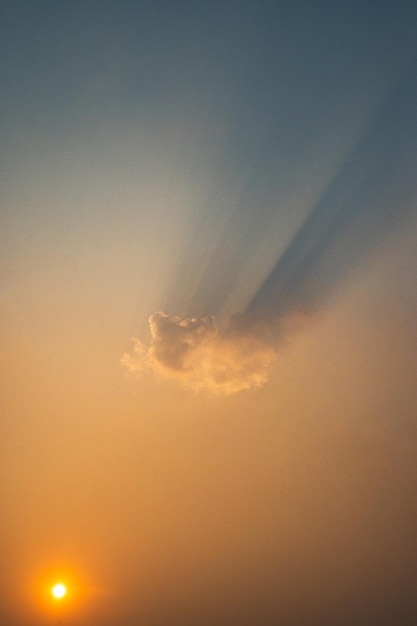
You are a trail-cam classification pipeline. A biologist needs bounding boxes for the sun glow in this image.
[51,583,67,599]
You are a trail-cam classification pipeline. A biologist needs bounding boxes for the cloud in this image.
[121,311,277,395]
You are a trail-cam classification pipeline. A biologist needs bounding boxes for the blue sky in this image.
[2,1,416,331]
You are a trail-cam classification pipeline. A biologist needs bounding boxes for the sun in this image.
[51,583,67,599]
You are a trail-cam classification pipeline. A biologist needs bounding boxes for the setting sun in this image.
[51,583,67,599]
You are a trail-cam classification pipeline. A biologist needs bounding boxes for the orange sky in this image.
[1,222,417,625]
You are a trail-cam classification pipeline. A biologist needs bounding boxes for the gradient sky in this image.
[1,2,417,624]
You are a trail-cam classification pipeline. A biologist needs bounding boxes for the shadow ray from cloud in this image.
[246,60,417,320]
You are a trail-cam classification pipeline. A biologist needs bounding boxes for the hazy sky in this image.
[1,2,417,624]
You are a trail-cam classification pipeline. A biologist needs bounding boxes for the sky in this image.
[1,1,417,624]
